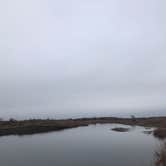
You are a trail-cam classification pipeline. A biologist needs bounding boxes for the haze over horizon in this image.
[0,0,166,119]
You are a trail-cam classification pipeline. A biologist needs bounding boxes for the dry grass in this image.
[153,129,166,140]
[0,116,166,136]
[155,142,166,166]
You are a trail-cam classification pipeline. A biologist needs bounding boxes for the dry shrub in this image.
[155,142,166,166]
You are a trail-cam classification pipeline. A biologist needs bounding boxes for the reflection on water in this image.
[0,124,160,166]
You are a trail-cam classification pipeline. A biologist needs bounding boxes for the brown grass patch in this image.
[155,142,166,166]
[154,128,166,140]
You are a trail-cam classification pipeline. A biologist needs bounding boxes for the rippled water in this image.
[0,124,160,166]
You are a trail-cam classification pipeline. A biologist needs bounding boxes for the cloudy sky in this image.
[0,0,166,119]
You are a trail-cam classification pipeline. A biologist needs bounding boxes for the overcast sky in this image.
[0,0,166,119]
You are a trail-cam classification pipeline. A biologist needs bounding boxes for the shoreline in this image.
[0,116,166,137]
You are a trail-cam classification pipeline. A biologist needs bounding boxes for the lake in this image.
[0,124,160,166]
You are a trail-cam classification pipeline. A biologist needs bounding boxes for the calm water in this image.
[0,124,160,166]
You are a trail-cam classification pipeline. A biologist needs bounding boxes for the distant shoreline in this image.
[0,116,166,138]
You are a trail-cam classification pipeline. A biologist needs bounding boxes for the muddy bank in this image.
[154,142,166,166]
[0,116,166,136]
[111,127,130,132]
[153,128,166,140]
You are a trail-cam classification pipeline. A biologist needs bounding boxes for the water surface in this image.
[0,124,159,166]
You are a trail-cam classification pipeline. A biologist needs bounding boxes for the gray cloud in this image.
[0,0,166,119]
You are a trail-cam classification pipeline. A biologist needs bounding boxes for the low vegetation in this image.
[155,142,166,166]
[153,128,166,140]
[0,116,166,137]
[111,127,130,132]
